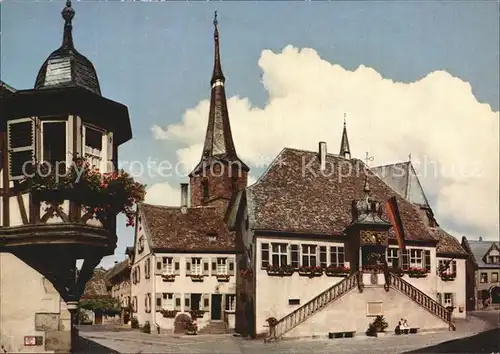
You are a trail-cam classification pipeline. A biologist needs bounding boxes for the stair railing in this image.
[389,273,455,330]
[267,272,359,341]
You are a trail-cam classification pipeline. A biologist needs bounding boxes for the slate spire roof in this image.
[34,0,101,95]
[339,115,351,158]
[190,12,249,175]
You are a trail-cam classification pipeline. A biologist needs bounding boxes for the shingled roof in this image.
[431,228,468,257]
[105,258,130,282]
[247,148,436,243]
[138,203,237,252]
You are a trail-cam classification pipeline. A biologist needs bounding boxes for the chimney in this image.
[180,183,188,207]
[319,142,327,171]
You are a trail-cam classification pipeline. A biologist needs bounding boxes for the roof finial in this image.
[211,10,225,86]
[339,114,351,158]
[364,152,374,166]
[408,153,412,162]
[344,112,347,125]
[61,0,75,49]
[363,174,371,194]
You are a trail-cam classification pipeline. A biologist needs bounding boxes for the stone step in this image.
[199,322,227,334]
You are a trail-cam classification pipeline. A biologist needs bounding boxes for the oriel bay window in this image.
[271,243,288,266]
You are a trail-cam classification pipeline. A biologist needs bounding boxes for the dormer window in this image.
[83,125,103,170]
[207,232,217,243]
[41,120,67,173]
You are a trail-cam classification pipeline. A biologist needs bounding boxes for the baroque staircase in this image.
[389,273,456,331]
[268,272,359,341]
[266,271,455,341]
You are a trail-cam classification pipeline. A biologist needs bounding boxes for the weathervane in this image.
[344,112,347,125]
[213,10,218,27]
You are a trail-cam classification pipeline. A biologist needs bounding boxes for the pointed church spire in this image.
[211,11,225,86]
[190,12,249,176]
[340,113,351,159]
[61,0,75,50]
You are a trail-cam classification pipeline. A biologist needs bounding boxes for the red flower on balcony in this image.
[325,265,350,276]
[406,267,428,278]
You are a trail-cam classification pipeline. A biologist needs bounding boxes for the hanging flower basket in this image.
[298,266,323,277]
[161,310,178,318]
[406,267,428,278]
[440,273,456,282]
[266,265,294,277]
[325,265,350,277]
[216,274,230,282]
[25,156,146,227]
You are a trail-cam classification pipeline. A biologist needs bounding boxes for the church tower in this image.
[189,12,249,213]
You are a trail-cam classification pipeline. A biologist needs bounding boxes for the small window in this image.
[175,297,181,307]
[203,297,210,308]
[330,246,345,267]
[8,118,35,180]
[302,245,317,267]
[443,293,453,306]
[291,245,299,268]
[480,273,488,283]
[202,180,209,199]
[271,243,288,266]
[288,299,300,305]
[387,248,399,268]
[156,297,161,307]
[319,246,327,268]
[492,272,499,283]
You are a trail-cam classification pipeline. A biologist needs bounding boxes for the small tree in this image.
[79,295,121,317]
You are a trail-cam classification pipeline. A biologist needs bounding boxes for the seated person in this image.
[401,319,410,334]
[395,321,402,335]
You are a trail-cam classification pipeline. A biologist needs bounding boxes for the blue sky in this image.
[2,1,499,268]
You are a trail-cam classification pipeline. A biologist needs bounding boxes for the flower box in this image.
[216,274,230,282]
[162,274,176,282]
[440,273,456,282]
[406,268,428,278]
[325,266,350,277]
[266,265,294,277]
[161,310,178,318]
[298,266,323,277]
[190,274,204,282]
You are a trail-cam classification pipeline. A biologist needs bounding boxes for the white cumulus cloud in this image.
[145,181,181,206]
[151,45,499,239]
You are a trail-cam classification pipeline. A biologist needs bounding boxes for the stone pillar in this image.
[67,301,79,353]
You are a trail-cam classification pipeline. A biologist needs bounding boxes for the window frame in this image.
[82,124,106,172]
[162,257,174,274]
[191,257,202,275]
[301,244,317,267]
[480,272,488,283]
[271,243,288,267]
[443,293,453,307]
[40,120,69,170]
[329,246,345,267]
[492,272,499,283]
[261,243,269,269]
[386,248,399,268]
[409,249,423,268]
[217,257,227,275]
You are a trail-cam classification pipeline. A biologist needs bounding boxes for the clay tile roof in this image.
[138,203,237,252]
[248,148,435,242]
[431,228,468,256]
[105,258,130,281]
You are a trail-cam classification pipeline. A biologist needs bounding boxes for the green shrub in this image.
[131,317,139,329]
[141,321,151,334]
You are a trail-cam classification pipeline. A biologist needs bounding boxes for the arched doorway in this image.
[491,286,500,304]
[174,313,191,334]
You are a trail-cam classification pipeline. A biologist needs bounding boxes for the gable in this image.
[134,214,152,261]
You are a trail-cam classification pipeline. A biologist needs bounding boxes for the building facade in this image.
[129,13,245,335]
[462,237,500,310]
[106,248,133,324]
[228,124,468,338]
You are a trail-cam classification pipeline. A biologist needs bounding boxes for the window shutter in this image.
[186,259,191,275]
[402,250,409,270]
[437,293,442,305]
[184,294,191,311]
[203,258,210,276]
[174,258,180,275]
[424,250,431,272]
[228,259,235,275]
[107,132,114,172]
[319,246,327,268]
[7,118,36,180]
[261,243,269,268]
[156,259,162,274]
[174,293,181,311]
[156,293,162,312]
[451,293,456,307]
[211,259,217,275]
[291,244,299,268]
[203,294,210,311]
